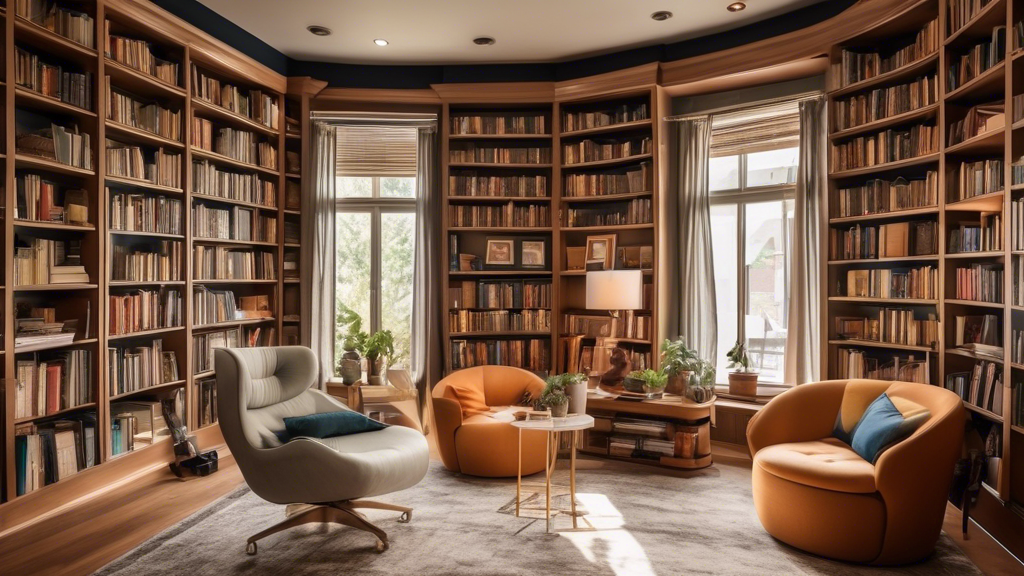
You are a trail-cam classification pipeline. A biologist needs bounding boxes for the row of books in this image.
[1015,255,1024,306]
[450,114,547,135]
[193,288,272,326]
[565,198,652,228]
[15,414,97,496]
[109,289,183,335]
[109,189,183,235]
[834,309,939,348]
[948,214,1002,253]
[949,158,1003,202]
[947,102,1004,147]
[946,361,1003,416]
[955,264,1003,304]
[1012,379,1024,429]
[16,0,95,48]
[192,328,240,374]
[107,339,179,396]
[562,137,651,165]
[947,0,996,36]
[448,310,551,333]
[106,79,182,141]
[842,266,938,300]
[15,46,93,110]
[105,22,179,86]
[562,102,649,133]
[1012,328,1022,365]
[191,119,278,169]
[947,26,1005,93]
[14,350,93,420]
[111,240,182,282]
[449,145,551,165]
[1012,198,1024,250]
[1013,155,1024,186]
[106,141,182,188]
[14,237,89,285]
[193,246,276,280]
[191,64,279,130]
[831,173,937,218]
[830,19,938,89]
[828,221,937,260]
[192,159,277,206]
[829,124,937,172]
[954,314,1001,349]
[831,74,938,132]
[447,280,551,310]
[448,174,548,198]
[563,162,653,197]
[450,338,550,373]
[17,122,92,170]
[835,348,929,383]
[563,311,651,341]
[16,174,89,225]
[192,203,277,243]
[447,203,550,228]
[197,378,219,427]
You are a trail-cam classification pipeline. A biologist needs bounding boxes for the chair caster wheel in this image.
[246,542,258,555]
[376,539,389,553]
[398,511,411,523]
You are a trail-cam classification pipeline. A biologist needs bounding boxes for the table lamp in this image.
[585,269,643,387]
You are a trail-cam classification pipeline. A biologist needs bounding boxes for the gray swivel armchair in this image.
[215,346,429,554]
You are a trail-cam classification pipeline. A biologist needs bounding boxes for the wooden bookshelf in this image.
[824,0,1021,522]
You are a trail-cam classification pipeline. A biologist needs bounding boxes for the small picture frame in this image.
[520,238,546,269]
[566,246,587,271]
[585,234,617,270]
[485,238,515,266]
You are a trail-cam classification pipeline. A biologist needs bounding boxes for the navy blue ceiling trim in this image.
[154,0,856,89]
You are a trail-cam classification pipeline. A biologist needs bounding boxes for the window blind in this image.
[336,125,418,176]
[710,100,800,157]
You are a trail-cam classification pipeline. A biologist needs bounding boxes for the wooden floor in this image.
[1,440,1021,575]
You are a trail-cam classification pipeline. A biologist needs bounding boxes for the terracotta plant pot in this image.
[665,372,690,395]
[728,372,759,397]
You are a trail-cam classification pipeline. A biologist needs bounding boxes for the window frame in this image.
[709,150,796,387]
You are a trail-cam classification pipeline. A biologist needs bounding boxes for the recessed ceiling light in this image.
[473,36,496,46]
[651,11,673,21]
[306,25,332,36]
[374,38,389,46]
[727,2,747,12]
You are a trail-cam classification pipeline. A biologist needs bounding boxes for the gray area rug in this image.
[95,458,981,576]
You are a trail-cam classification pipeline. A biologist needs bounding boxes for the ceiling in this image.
[197,0,827,65]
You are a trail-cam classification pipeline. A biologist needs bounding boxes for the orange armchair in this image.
[747,380,964,565]
[432,366,548,477]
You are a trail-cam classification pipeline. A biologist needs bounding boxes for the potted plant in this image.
[661,338,699,395]
[336,304,366,385]
[726,341,758,397]
[545,373,587,415]
[360,330,395,386]
[541,383,570,418]
[628,369,668,395]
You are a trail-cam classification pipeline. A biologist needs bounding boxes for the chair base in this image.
[245,499,412,555]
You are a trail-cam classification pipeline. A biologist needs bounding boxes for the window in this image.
[334,174,417,375]
[709,145,797,384]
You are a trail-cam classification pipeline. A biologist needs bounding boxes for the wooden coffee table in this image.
[511,414,595,533]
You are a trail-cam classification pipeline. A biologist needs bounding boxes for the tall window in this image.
[708,104,799,384]
[334,125,418,375]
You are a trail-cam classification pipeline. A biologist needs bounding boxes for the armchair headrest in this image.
[217,346,318,410]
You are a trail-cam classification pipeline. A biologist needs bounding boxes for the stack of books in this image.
[14,46,93,110]
[16,174,89,225]
[946,361,1003,416]
[15,413,97,496]
[109,189,182,234]
[14,238,89,285]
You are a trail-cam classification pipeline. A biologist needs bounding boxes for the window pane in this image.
[338,176,372,198]
[335,211,372,375]
[380,177,416,198]
[745,200,788,383]
[380,212,416,370]
[746,147,798,188]
[710,203,738,380]
[709,155,740,192]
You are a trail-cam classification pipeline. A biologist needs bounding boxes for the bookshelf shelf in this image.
[944,299,1005,309]
[944,128,1005,155]
[192,317,277,331]
[944,251,1005,259]
[964,402,1004,422]
[828,296,938,305]
[828,206,940,224]
[191,193,277,212]
[944,0,1006,47]
[191,97,279,137]
[828,52,939,98]
[285,172,300,179]
[945,60,1005,102]
[108,230,185,240]
[447,162,552,169]
[108,280,186,287]
[14,337,99,354]
[561,223,654,232]
[192,237,279,247]
[448,270,552,277]
[14,403,99,426]
[190,148,279,177]
[560,269,653,276]
[104,175,184,194]
[109,380,187,401]
[828,255,939,265]
[107,326,186,341]
[448,133,552,140]
[945,191,1004,211]
[104,120,184,149]
[561,191,653,204]
[449,331,552,338]
[561,152,653,170]
[827,339,936,352]
[446,195,552,203]
[560,118,653,138]
[14,283,98,291]
[192,278,278,285]
[13,16,98,63]
[946,348,1004,364]
[829,104,940,141]
[14,87,96,118]
[449,226,552,232]
[13,220,95,232]
[104,58,187,100]
[829,153,940,179]
[15,154,95,177]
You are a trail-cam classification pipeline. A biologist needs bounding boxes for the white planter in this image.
[566,381,588,415]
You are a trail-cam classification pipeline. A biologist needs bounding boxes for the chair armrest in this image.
[431,396,464,472]
[746,380,848,455]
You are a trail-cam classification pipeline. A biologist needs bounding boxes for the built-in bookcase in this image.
[825,0,1022,515]
[0,0,301,505]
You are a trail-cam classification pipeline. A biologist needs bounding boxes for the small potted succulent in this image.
[360,330,395,386]
[543,390,569,418]
[661,338,711,396]
[726,341,758,397]
[628,369,668,395]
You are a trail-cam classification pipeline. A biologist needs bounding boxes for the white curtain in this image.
[784,96,826,385]
[303,121,337,388]
[665,117,718,361]
[411,126,440,431]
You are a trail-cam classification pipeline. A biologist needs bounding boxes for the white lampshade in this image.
[586,270,643,310]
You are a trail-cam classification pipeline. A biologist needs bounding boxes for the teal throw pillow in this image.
[849,393,927,463]
[279,411,387,443]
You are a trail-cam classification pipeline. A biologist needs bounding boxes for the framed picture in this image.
[565,246,587,270]
[485,238,515,266]
[585,234,617,270]
[519,238,546,268]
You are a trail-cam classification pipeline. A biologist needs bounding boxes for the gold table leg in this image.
[545,431,553,533]
[570,429,578,529]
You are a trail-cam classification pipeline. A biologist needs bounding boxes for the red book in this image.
[46,364,62,414]
[39,182,54,223]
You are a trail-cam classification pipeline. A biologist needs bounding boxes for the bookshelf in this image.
[0,0,301,507]
[825,0,1021,519]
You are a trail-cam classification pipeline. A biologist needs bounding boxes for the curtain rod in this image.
[664,91,823,122]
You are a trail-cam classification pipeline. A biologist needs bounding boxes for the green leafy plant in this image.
[726,341,754,373]
[628,369,668,390]
[540,373,584,407]
[661,338,716,387]
[337,303,367,351]
[543,390,568,407]
[361,330,396,365]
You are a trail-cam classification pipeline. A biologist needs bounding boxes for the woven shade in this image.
[336,125,417,176]
[710,100,800,157]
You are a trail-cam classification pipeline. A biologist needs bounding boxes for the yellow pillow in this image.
[445,382,490,418]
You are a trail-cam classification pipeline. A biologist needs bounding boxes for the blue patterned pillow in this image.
[278,411,387,443]
[849,393,929,463]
